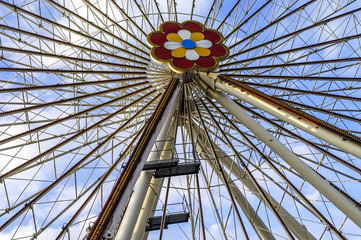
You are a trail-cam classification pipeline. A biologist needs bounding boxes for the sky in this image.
[1,0,361,239]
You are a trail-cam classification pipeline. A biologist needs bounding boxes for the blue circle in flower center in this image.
[181,39,196,49]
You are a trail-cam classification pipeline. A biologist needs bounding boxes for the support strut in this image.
[86,78,180,239]
[195,74,361,229]
[199,72,361,159]
[114,96,179,240]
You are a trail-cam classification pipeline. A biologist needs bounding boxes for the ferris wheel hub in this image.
[147,20,229,73]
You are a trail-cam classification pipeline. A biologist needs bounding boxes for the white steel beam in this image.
[114,75,181,239]
[191,130,276,239]
[198,72,361,160]
[189,120,315,240]
[115,107,178,240]
[131,121,178,240]
[101,79,181,239]
[137,178,164,240]
[195,76,361,229]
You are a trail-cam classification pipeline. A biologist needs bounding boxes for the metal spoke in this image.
[1,0,361,239]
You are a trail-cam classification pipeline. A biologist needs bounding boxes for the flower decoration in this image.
[147,21,229,73]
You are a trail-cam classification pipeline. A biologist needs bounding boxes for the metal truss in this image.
[1,0,361,239]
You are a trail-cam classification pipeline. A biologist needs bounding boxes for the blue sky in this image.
[1,0,361,239]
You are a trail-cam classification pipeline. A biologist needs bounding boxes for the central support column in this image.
[115,104,178,240]
[132,123,177,240]
[87,78,181,239]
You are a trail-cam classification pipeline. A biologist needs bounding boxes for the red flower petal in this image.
[172,57,194,70]
[209,44,228,58]
[149,33,167,46]
[195,56,216,68]
[183,22,203,33]
[153,46,172,60]
[149,21,228,72]
[162,23,182,34]
[203,31,221,43]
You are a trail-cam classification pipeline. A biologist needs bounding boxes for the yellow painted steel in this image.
[190,32,204,42]
[194,46,210,57]
[166,33,183,42]
[172,47,186,58]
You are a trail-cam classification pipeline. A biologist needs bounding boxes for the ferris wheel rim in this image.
[0,0,361,239]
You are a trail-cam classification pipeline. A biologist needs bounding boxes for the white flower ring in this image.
[163,29,212,61]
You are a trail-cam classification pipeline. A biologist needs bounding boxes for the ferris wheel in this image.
[1,0,361,239]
